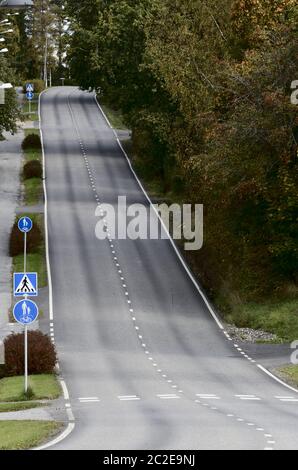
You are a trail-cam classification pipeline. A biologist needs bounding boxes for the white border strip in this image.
[60,379,70,401]
[33,423,75,451]
[257,365,298,394]
[94,96,224,331]
[39,89,54,322]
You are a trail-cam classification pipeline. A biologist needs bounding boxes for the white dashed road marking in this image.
[196,394,220,400]
[235,395,261,401]
[118,395,141,401]
[157,394,180,400]
[79,397,100,403]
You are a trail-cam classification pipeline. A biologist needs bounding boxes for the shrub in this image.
[23,160,42,180]
[9,219,42,257]
[22,79,45,94]
[22,134,41,151]
[4,331,57,377]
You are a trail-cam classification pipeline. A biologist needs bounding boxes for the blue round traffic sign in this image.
[18,216,33,233]
[13,299,39,325]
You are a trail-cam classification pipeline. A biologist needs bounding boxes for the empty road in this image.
[41,87,298,450]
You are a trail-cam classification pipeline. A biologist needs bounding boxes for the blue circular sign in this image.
[26,91,33,100]
[13,300,39,325]
[18,216,33,233]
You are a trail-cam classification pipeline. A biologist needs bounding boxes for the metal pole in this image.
[24,325,28,394]
[24,231,27,274]
[24,231,28,394]
[29,99,31,115]
[44,33,48,88]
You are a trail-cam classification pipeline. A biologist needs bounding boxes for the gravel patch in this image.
[225,324,278,343]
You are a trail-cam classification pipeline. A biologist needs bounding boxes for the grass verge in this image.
[24,129,42,163]
[0,402,45,413]
[22,97,39,122]
[22,128,43,205]
[24,177,43,205]
[0,375,61,402]
[100,103,127,130]
[224,299,298,343]
[0,421,62,450]
[274,365,298,389]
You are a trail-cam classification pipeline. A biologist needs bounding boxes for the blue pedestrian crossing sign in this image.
[14,273,38,297]
[26,83,34,93]
[13,299,39,325]
[18,216,33,233]
[26,91,33,101]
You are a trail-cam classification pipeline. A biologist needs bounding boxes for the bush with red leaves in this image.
[9,219,42,257]
[4,331,57,377]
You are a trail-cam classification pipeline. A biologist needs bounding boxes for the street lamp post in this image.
[0,81,12,104]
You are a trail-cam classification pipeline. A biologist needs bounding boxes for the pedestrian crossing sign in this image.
[26,83,34,93]
[14,273,38,297]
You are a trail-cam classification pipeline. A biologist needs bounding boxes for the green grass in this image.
[13,244,47,288]
[0,375,61,402]
[12,213,47,288]
[275,365,298,388]
[22,129,43,205]
[225,299,298,342]
[24,148,41,163]
[22,97,39,122]
[0,402,45,413]
[25,128,40,138]
[100,103,127,130]
[23,177,43,205]
[14,252,46,287]
[0,421,62,450]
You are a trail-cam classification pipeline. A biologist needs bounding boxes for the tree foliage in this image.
[0,56,18,138]
[66,0,298,300]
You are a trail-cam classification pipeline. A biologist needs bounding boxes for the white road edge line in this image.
[33,423,75,451]
[257,365,298,394]
[60,379,70,401]
[40,89,54,323]
[37,88,75,450]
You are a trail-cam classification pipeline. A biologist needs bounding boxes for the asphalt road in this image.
[41,87,298,450]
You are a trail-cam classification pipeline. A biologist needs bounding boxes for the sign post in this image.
[26,83,34,115]
[13,299,39,392]
[16,216,39,394]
